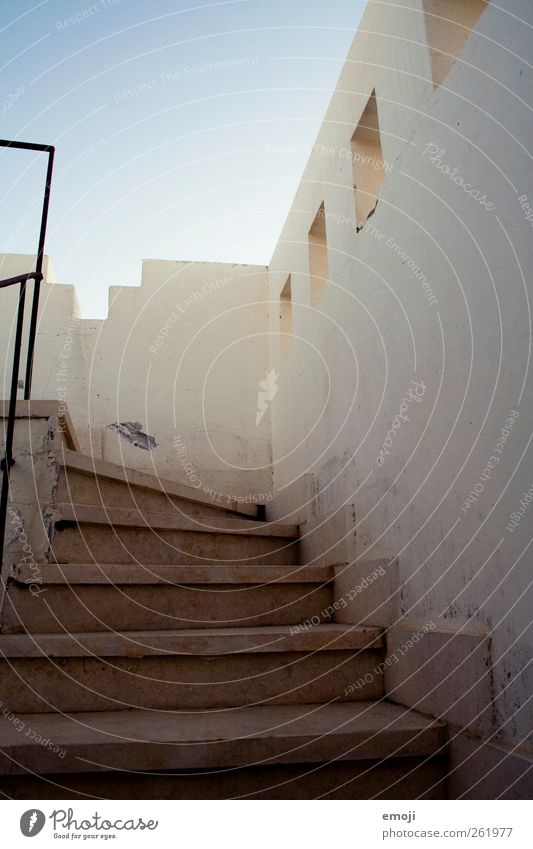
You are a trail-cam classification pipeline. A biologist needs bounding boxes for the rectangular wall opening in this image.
[421,0,486,88]
[351,90,385,228]
[308,203,329,304]
[280,274,292,355]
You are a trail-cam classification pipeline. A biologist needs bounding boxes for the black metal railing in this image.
[0,139,55,571]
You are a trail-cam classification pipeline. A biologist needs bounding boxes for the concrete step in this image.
[58,449,259,518]
[56,503,298,536]
[0,624,384,713]
[12,563,334,584]
[0,700,444,773]
[0,623,383,656]
[0,702,447,792]
[0,756,448,799]
[2,563,334,634]
[50,504,300,565]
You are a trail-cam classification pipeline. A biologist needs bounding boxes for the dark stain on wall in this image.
[107,421,157,451]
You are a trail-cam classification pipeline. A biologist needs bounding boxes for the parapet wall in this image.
[0,255,272,500]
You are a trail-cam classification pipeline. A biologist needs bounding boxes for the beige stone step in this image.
[0,623,383,656]
[0,624,384,713]
[0,756,448,799]
[0,701,447,782]
[3,563,334,634]
[50,506,300,566]
[56,503,298,536]
[58,449,259,518]
[13,562,334,584]
[50,527,299,566]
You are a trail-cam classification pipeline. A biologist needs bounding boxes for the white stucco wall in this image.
[0,256,272,499]
[267,0,533,749]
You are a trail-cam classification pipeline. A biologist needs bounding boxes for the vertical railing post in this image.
[24,146,55,399]
[0,279,28,561]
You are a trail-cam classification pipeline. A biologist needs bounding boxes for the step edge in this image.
[0,624,385,656]
[12,564,333,586]
[0,703,447,775]
[56,503,300,538]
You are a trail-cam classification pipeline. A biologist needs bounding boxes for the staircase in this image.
[0,446,448,799]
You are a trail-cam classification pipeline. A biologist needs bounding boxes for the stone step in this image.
[12,563,334,584]
[3,563,334,634]
[58,449,259,518]
[56,504,298,536]
[50,505,300,565]
[0,756,448,800]
[0,623,383,656]
[0,702,447,794]
[0,624,384,713]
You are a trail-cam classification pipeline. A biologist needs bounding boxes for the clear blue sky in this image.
[0,0,367,317]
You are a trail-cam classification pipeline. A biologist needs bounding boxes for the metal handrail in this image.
[0,271,43,289]
[0,139,55,571]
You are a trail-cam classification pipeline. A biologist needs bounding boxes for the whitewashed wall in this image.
[0,256,272,499]
[267,0,533,756]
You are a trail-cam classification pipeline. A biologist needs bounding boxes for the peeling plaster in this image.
[107,421,157,451]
